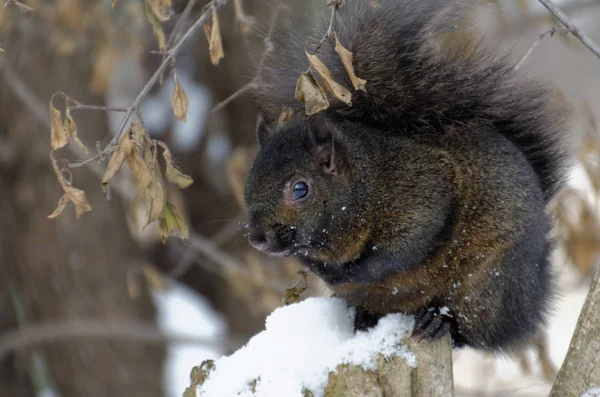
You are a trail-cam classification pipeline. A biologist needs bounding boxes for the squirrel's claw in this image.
[412,307,453,343]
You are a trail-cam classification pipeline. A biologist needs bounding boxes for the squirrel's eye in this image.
[292,181,309,201]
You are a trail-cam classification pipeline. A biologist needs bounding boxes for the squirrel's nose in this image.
[249,226,273,251]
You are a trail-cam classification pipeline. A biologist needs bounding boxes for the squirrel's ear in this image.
[256,114,272,147]
[307,114,340,176]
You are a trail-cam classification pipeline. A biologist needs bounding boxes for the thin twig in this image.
[537,0,600,60]
[70,103,129,113]
[0,60,133,199]
[0,319,228,361]
[212,80,257,113]
[514,27,575,70]
[67,0,229,170]
[211,4,283,113]
[311,0,342,54]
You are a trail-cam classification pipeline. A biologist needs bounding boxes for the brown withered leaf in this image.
[102,130,133,189]
[334,34,367,92]
[277,106,294,128]
[144,142,166,229]
[171,75,189,122]
[146,0,172,22]
[64,109,88,154]
[159,201,189,242]
[203,8,224,65]
[158,141,193,188]
[112,0,118,7]
[48,152,91,219]
[305,50,352,106]
[145,1,166,51]
[50,101,68,150]
[295,70,330,115]
[131,122,153,165]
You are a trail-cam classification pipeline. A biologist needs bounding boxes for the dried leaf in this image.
[127,140,154,189]
[131,122,153,165]
[203,8,224,65]
[159,201,189,242]
[145,1,166,51]
[112,0,117,7]
[50,101,68,150]
[144,142,166,228]
[48,194,70,219]
[64,109,88,154]
[305,50,352,106]
[295,70,330,115]
[171,75,189,122]
[334,34,367,92]
[102,130,133,189]
[277,107,294,128]
[158,142,193,188]
[48,152,91,219]
[146,0,172,22]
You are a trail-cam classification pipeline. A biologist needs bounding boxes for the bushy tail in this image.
[253,0,570,200]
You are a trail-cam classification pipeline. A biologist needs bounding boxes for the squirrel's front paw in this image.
[411,306,454,343]
[353,306,382,332]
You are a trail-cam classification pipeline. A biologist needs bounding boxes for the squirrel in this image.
[243,0,571,351]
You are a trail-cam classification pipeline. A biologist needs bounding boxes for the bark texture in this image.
[550,267,600,397]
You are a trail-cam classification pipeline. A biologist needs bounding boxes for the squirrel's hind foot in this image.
[412,307,455,343]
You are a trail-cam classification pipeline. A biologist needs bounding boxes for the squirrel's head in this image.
[244,113,366,262]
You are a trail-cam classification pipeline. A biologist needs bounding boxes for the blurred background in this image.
[0,0,599,396]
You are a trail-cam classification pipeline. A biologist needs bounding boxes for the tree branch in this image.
[67,0,230,170]
[537,0,600,60]
[0,319,228,362]
[514,27,575,70]
[211,3,284,113]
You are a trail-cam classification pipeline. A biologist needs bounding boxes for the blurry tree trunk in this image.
[550,267,600,397]
[0,21,165,397]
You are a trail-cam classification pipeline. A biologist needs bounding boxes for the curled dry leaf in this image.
[64,109,88,154]
[203,8,224,65]
[48,152,92,219]
[277,106,294,128]
[146,0,172,22]
[145,1,166,51]
[172,74,189,122]
[159,201,189,242]
[305,50,352,106]
[50,101,68,150]
[334,34,367,92]
[158,141,193,188]
[102,130,133,189]
[112,0,117,7]
[295,70,329,115]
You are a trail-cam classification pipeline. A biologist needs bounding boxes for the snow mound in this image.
[197,297,416,397]
[582,387,600,397]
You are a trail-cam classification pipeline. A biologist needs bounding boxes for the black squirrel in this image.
[243,0,571,350]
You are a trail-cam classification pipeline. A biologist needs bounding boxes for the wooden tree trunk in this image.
[324,334,454,397]
[0,5,166,396]
[550,267,600,397]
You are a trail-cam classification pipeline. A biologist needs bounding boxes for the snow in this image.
[152,281,227,397]
[582,388,600,397]
[197,297,416,397]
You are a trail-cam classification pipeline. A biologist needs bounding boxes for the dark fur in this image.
[244,0,571,351]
